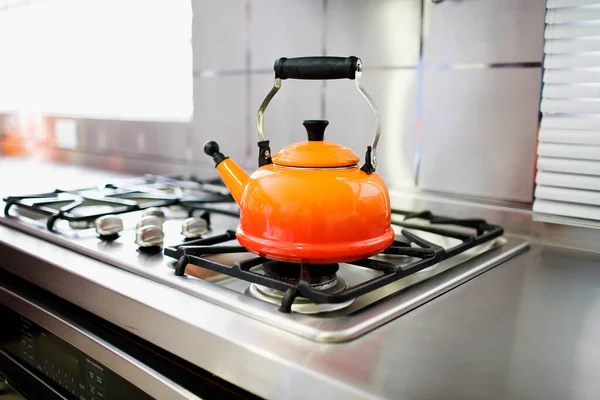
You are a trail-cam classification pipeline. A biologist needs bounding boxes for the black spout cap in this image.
[303,120,329,141]
[204,141,228,166]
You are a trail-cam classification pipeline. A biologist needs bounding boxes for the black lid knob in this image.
[303,120,329,141]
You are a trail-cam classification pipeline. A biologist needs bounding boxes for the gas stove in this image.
[1,175,529,342]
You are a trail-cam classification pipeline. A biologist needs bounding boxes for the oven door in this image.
[0,279,198,400]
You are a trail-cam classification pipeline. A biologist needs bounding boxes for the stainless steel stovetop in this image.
[0,177,529,343]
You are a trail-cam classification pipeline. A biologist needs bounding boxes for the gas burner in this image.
[3,175,236,232]
[165,210,504,314]
[247,282,354,314]
[249,262,355,313]
[261,261,339,287]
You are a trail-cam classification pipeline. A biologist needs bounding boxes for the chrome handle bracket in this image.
[255,77,280,167]
[354,59,380,171]
[256,77,281,143]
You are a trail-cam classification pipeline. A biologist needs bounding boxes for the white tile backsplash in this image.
[249,0,324,70]
[326,0,421,67]
[419,68,543,203]
[193,76,249,166]
[423,0,546,64]
[192,0,247,72]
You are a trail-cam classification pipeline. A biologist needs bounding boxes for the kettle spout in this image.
[204,141,249,205]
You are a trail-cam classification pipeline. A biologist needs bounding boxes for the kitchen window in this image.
[0,0,192,123]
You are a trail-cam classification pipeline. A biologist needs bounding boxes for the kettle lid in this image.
[271,120,360,168]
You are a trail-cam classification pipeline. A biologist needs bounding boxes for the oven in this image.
[0,270,257,400]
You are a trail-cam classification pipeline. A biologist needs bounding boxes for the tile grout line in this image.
[414,0,426,187]
[245,0,253,165]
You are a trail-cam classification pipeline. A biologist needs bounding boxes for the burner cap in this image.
[261,261,339,287]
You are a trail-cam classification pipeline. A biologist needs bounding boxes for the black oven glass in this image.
[0,305,153,400]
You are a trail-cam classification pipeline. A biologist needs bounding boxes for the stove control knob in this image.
[142,207,166,223]
[135,225,164,248]
[95,215,123,237]
[136,215,163,230]
[181,217,208,239]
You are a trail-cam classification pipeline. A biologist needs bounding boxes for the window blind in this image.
[534,0,600,225]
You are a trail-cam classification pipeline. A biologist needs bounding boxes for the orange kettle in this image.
[204,56,394,264]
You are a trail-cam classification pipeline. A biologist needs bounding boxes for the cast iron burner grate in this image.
[3,175,237,231]
[164,209,503,313]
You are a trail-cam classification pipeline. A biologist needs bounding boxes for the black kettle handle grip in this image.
[274,56,359,80]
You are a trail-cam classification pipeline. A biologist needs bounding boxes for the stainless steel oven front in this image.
[0,282,196,400]
[0,271,257,400]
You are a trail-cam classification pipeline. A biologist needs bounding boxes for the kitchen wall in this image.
[192,0,546,205]
[0,0,547,207]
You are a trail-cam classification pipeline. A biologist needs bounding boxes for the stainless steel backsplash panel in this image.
[419,68,542,203]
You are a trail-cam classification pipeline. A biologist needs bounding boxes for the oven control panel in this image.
[1,307,152,400]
